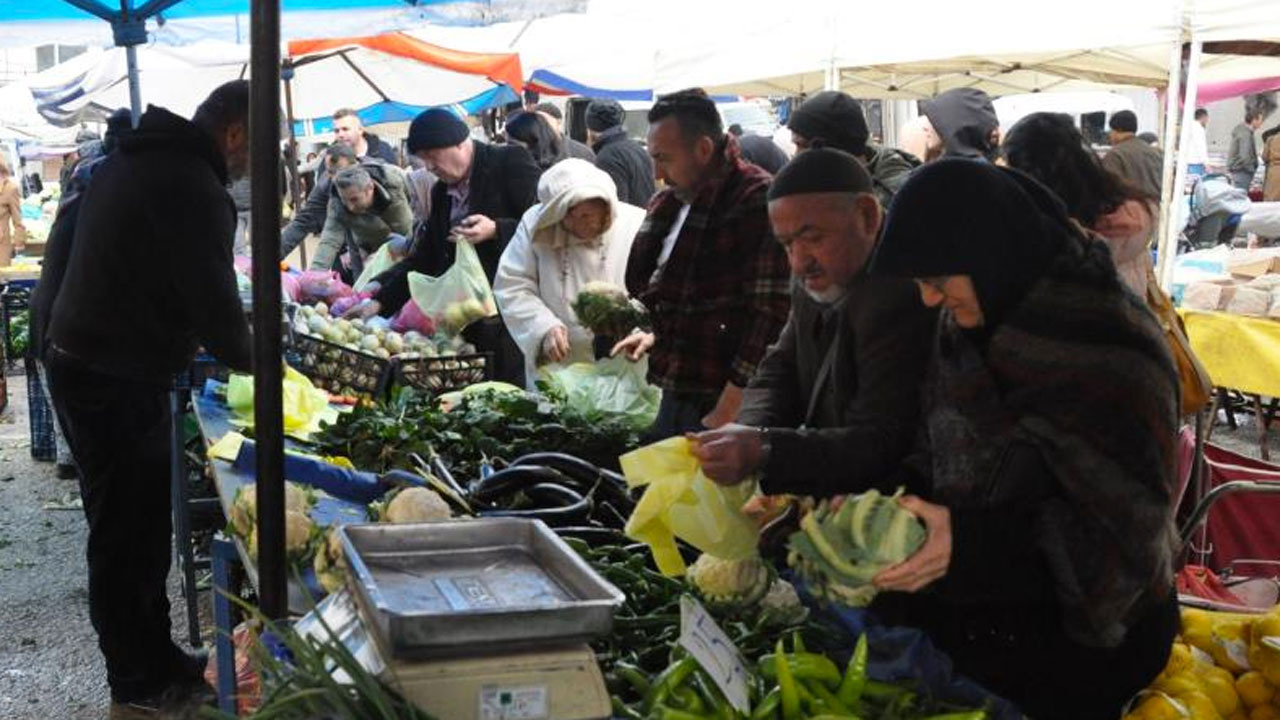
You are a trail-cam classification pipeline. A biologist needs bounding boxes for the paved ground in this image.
[0,369,208,720]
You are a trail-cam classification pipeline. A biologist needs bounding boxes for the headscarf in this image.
[532,158,619,250]
[920,88,999,161]
[873,158,1074,327]
[871,158,1179,647]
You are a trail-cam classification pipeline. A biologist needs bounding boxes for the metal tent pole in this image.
[1154,26,1187,290]
[281,64,307,269]
[249,0,285,621]
[125,44,142,127]
[1160,36,1203,291]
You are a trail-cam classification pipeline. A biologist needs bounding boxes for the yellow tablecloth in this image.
[1180,309,1280,398]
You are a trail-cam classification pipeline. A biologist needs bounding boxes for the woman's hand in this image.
[610,331,654,361]
[874,496,952,592]
[541,325,571,364]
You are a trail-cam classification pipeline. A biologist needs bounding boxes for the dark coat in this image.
[738,277,935,497]
[736,133,788,175]
[46,106,251,385]
[865,143,920,208]
[592,126,656,207]
[364,131,399,165]
[563,136,596,162]
[1102,136,1164,200]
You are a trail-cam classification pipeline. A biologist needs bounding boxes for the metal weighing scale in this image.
[297,518,624,720]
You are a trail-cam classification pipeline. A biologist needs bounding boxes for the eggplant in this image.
[510,452,633,510]
[477,482,592,526]
[469,466,575,504]
[556,526,629,545]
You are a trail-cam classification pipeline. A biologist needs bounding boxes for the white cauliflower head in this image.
[384,487,452,524]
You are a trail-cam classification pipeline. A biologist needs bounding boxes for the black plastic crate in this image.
[394,353,490,396]
[25,358,55,462]
[285,331,393,400]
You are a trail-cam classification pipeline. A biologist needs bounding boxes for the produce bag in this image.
[539,356,660,429]
[406,241,497,336]
[390,295,436,335]
[621,436,759,576]
[226,367,339,440]
[352,242,398,292]
[280,272,301,303]
[297,270,354,305]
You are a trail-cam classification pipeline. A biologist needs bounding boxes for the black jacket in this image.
[563,136,596,162]
[364,131,399,165]
[737,133,788,175]
[372,140,541,312]
[738,277,936,498]
[592,127,656,207]
[46,106,251,385]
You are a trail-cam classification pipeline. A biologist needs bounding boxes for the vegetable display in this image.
[788,489,926,608]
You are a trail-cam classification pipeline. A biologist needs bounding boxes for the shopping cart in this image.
[1176,426,1280,612]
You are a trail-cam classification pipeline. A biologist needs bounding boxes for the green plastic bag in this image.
[539,356,660,429]
[622,437,759,576]
[406,241,497,336]
[353,242,398,292]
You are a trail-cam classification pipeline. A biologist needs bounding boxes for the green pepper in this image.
[611,696,643,720]
[773,639,801,720]
[645,657,699,712]
[806,680,853,715]
[757,653,842,686]
[749,687,780,720]
[673,686,707,713]
[920,713,987,720]
[836,634,868,706]
[615,661,651,697]
[654,707,717,720]
[691,668,734,720]
[792,631,806,654]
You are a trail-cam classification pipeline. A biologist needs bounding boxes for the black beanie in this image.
[407,108,469,153]
[767,147,873,201]
[787,91,870,156]
[586,99,625,132]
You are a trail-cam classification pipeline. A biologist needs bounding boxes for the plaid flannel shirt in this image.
[625,136,791,394]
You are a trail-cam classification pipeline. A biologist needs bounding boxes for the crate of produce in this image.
[393,352,490,395]
[285,331,393,401]
[25,357,56,462]
[2,284,31,365]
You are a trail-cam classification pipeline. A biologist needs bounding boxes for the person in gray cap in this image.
[352,107,541,386]
[585,98,656,206]
[690,148,935,496]
[788,90,920,207]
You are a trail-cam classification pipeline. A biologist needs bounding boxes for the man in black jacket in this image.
[586,98,656,207]
[692,149,934,498]
[353,108,541,385]
[45,81,253,718]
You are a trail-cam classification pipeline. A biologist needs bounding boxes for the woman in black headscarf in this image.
[868,159,1181,720]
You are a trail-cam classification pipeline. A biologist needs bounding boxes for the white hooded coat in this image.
[494,159,647,387]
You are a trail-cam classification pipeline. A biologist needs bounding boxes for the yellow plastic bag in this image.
[407,241,498,336]
[622,437,759,576]
[353,242,398,292]
[226,367,339,441]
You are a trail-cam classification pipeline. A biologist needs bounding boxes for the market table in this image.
[1180,309,1280,457]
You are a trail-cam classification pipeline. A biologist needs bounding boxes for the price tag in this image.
[678,595,752,713]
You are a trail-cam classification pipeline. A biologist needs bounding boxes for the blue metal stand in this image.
[212,534,241,715]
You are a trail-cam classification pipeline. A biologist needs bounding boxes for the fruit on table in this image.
[1236,671,1275,709]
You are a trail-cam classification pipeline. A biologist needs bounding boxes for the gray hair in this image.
[325,142,358,166]
[333,166,373,192]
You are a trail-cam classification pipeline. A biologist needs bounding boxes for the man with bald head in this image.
[692,148,936,498]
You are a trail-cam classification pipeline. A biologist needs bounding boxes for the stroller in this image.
[1182,173,1252,252]
[1176,426,1280,612]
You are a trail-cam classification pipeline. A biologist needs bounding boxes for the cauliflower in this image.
[686,553,773,609]
[382,487,452,524]
[314,527,347,594]
[229,482,313,540]
[758,578,809,627]
[244,509,316,564]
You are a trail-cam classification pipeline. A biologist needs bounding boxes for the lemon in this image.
[1178,689,1224,719]
[1238,672,1276,709]
[1130,692,1191,720]
[1198,665,1243,716]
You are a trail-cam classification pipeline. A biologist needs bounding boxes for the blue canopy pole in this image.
[125,45,143,125]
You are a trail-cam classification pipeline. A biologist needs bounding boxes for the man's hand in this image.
[541,325,571,364]
[343,299,382,320]
[689,423,764,486]
[453,214,497,244]
[873,496,952,593]
[701,383,743,429]
[611,331,654,361]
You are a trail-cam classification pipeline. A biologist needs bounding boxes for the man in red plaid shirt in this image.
[616,89,791,439]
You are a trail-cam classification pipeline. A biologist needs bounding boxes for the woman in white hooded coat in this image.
[494,159,647,387]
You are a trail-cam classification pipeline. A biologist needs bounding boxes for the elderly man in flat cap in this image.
[586,98,656,207]
[692,148,936,498]
[353,107,542,385]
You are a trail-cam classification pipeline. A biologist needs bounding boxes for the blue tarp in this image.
[9,0,444,23]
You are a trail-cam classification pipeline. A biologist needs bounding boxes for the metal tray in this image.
[339,518,624,658]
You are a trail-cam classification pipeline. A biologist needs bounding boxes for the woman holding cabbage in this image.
[494,159,646,387]
[866,160,1180,719]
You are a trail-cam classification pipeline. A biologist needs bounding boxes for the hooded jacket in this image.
[47,105,251,385]
[592,126,657,207]
[310,161,413,271]
[921,88,1000,161]
[494,159,646,386]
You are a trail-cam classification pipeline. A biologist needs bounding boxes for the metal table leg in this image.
[170,381,202,647]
